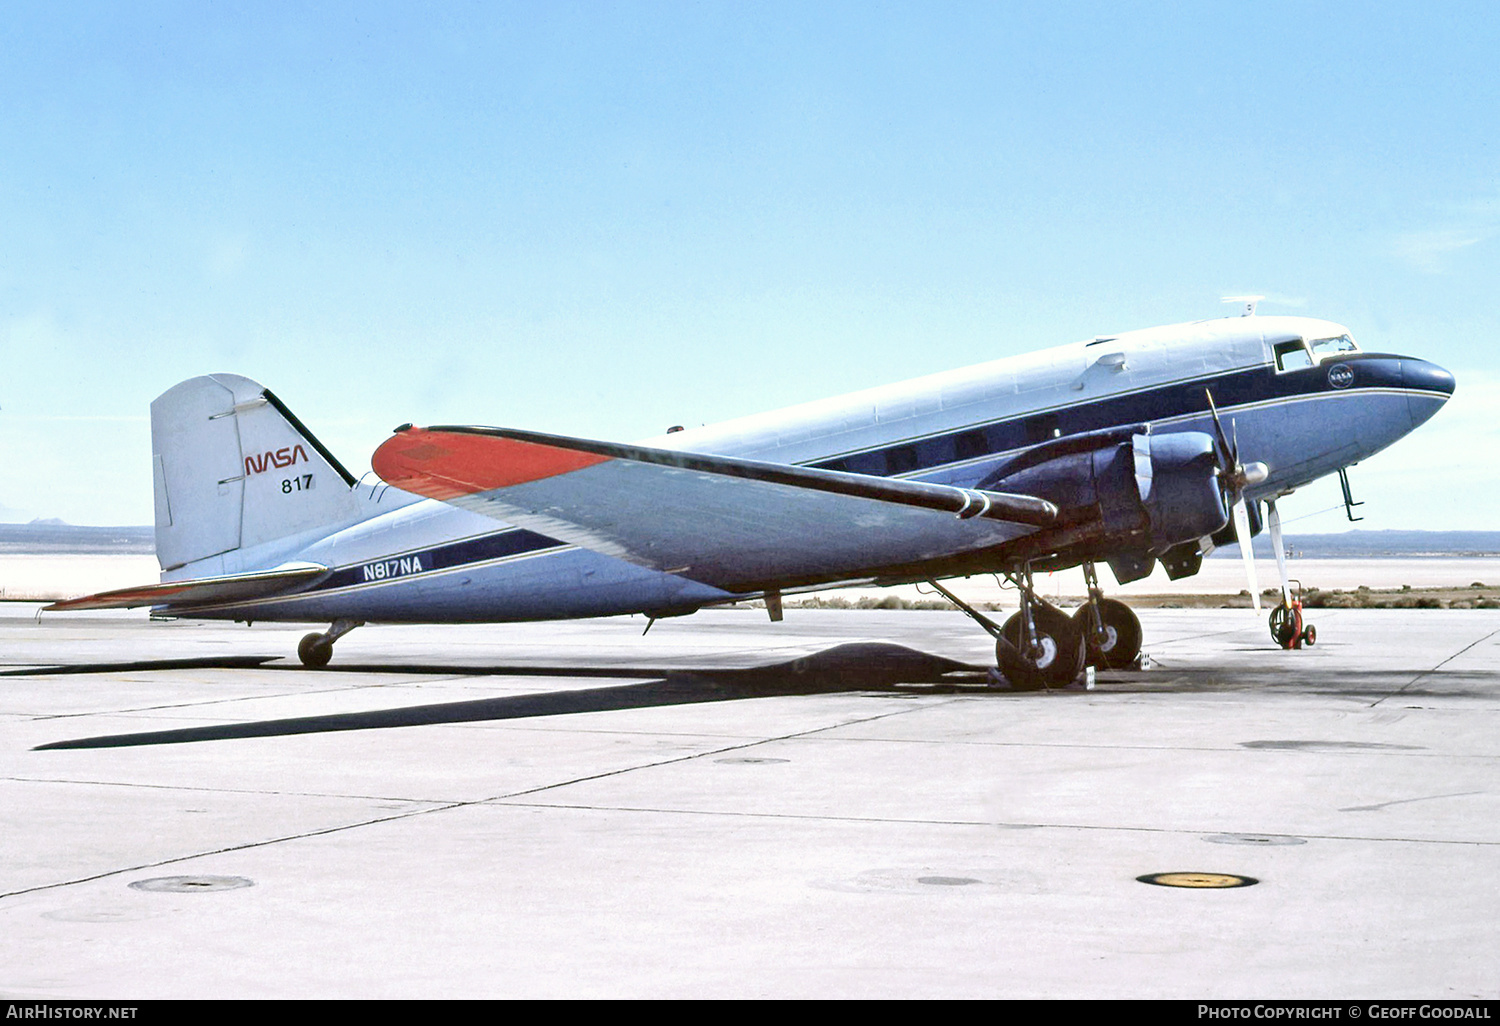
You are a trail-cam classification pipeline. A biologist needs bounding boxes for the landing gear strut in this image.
[1264,499,1316,650]
[927,567,1084,691]
[297,619,362,668]
[1072,561,1143,669]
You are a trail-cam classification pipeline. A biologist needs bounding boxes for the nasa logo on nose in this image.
[1328,363,1355,388]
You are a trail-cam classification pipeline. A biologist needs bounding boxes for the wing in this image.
[372,426,1055,592]
[45,562,328,611]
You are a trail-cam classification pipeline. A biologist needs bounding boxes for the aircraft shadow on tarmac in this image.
[23,645,1489,750]
[31,643,988,751]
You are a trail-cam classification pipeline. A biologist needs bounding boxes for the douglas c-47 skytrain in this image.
[49,306,1454,689]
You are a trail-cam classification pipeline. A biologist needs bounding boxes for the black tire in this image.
[298,633,333,668]
[1269,604,1301,649]
[1072,598,1143,670]
[998,603,1084,690]
[1302,624,1317,647]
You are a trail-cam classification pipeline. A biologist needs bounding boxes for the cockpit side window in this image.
[1308,334,1359,359]
[1273,340,1313,371]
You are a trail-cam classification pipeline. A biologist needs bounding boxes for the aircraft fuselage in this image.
[159,314,1454,624]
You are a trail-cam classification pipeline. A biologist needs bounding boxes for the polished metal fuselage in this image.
[173,315,1454,623]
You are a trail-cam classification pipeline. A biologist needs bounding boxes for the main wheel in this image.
[298,633,333,668]
[998,603,1084,690]
[1268,604,1301,649]
[1072,598,1143,670]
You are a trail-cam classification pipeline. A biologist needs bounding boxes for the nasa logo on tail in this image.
[244,445,309,476]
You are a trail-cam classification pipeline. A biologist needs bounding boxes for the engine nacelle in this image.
[1135,431,1229,545]
[978,426,1229,582]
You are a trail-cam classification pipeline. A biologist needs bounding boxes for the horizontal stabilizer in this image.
[372,426,1055,591]
[44,562,329,612]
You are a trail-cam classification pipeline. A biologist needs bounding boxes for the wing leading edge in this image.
[373,426,1056,592]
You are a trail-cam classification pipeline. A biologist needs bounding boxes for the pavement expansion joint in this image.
[1368,625,1500,708]
[483,804,1500,852]
[3,773,454,805]
[1338,790,1485,812]
[0,803,474,900]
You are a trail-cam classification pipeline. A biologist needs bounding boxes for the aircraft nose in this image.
[1403,358,1455,396]
[1402,358,1455,430]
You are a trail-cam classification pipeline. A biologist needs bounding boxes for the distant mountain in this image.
[0,522,155,554]
[1209,530,1500,559]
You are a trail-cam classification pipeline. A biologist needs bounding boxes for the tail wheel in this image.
[298,633,333,668]
[1072,599,1142,670]
[999,603,1084,690]
[1269,604,1302,649]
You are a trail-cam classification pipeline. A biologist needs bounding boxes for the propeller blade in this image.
[1266,499,1290,607]
[1233,497,1260,612]
[1204,389,1234,466]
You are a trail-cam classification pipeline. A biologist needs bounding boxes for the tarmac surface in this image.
[1,603,1497,999]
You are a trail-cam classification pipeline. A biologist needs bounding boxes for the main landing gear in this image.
[927,561,1142,690]
[1072,561,1143,670]
[297,619,362,668]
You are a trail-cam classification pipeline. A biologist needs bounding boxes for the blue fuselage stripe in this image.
[312,529,567,594]
[810,356,1406,477]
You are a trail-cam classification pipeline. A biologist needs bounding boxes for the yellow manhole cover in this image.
[1137,872,1257,888]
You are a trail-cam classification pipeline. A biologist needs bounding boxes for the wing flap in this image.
[45,562,328,611]
[373,426,1055,591]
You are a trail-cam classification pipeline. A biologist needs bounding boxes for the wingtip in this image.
[372,427,613,500]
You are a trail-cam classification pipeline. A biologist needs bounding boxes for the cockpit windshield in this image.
[1273,333,1359,372]
[1308,334,1359,359]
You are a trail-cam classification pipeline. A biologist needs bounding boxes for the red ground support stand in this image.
[1269,580,1316,649]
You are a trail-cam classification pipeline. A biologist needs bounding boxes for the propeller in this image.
[1265,498,1291,607]
[1205,389,1269,611]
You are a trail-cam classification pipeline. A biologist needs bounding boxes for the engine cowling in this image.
[977,426,1229,583]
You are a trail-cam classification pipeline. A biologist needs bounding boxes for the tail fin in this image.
[151,374,362,570]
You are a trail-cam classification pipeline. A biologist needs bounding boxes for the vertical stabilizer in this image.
[151,374,362,570]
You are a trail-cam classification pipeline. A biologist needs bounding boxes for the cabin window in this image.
[885,445,918,475]
[1273,340,1313,371]
[955,429,989,461]
[914,436,953,469]
[842,451,885,476]
[984,423,1018,453]
[1025,413,1061,444]
[1308,334,1359,360]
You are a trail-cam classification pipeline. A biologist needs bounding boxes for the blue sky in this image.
[1,1,1495,529]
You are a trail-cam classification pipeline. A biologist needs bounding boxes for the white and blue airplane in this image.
[49,307,1454,689]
